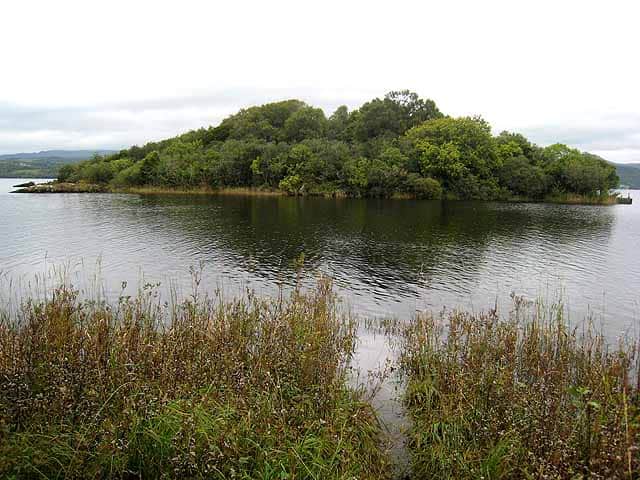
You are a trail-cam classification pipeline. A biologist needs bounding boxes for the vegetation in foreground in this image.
[58,91,619,202]
[2,277,639,479]
[399,297,640,479]
[0,279,390,479]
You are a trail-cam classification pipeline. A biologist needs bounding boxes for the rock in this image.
[10,182,108,194]
[12,181,36,188]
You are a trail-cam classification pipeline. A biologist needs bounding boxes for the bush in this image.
[279,173,303,194]
[112,161,143,186]
[0,280,390,479]
[78,161,115,184]
[407,174,443,199]
[499,156,549,198]
[56,164,77,182]
[399,299,640,478]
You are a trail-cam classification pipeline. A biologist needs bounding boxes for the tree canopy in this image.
[61,91,619,200]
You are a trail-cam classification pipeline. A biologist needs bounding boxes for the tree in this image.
[223,100,306,141]
[498,156,548,198]
[385,90,442,128]
[543,145,619,195]
[352,91,442,141]
[57,164,76,182]
[140,151,160,185]
[283,107,327,142]
[495,131,538,163]
[279,174,303,194]
[406,174,443,199]
[327,105,352,141]
[407,116,500,197]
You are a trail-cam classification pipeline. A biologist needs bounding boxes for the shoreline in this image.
[10,181,626,205]
[2,279,637,478]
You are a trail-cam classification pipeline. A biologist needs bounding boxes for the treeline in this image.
[59,91,619,200]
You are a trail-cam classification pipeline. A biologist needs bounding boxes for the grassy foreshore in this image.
[399,299,640,478]
[2,280,638,479]
[11,181,623,205]
[0,279,390,479]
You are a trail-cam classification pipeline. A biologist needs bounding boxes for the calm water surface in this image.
[3,178,637,473]
[1,179,639,336]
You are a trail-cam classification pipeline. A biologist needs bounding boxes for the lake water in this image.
[2,178,638,473]
[1,178,639,337]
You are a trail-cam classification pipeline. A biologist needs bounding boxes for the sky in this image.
[1,0,638,163]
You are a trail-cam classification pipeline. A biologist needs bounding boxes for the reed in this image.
[543,192,619,205]
[398,297,640,479]
[119,186,282,196]
[0,278,390,479]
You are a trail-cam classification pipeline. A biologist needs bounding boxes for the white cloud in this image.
[0,0,638,161]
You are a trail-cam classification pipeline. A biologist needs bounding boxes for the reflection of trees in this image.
[90,194,615,297]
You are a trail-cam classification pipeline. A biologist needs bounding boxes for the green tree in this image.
[353,91,442,141]
[327,105,352,141]
[543,144,619,195]
[57,164,76,182]
[406,174,443,199]
[498,156,549,198]
[283,107,327,142]
[407,116,500,198]
[140,151,160,185]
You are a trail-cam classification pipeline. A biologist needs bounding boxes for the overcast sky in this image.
[1,0,638,162]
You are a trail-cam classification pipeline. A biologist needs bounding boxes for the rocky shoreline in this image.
[11,182,108,193]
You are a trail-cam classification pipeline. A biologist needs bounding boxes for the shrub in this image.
[279,173,303,194]
[0,279,390,479]
[112,161,143,186]
[399,299,640,479]
[57,164,77,182]
[408,174,443,199]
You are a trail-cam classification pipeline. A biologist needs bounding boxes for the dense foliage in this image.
[59,91,619,200]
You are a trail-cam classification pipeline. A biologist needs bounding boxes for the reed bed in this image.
[399,297,640,479]
[120,186,282,196]
[543,192,619,205]
[0,279,390,479]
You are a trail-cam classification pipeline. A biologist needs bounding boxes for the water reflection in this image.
[1,179,638,336]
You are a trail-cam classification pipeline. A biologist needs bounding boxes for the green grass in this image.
[0,279,390,479]
[398,297,640,479]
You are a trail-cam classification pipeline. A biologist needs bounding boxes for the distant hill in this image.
[0,150,116,161]
[0,149,117,178]
[614,162,640,189]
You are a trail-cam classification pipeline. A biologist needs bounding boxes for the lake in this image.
[1,178,639,339]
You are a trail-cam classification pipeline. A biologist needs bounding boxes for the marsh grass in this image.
[0,278,390,479]
[399,297,640,479]
[119,186,283,196]
[542,192,619,205]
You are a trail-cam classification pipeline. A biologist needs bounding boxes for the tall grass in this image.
[543,192,619,205]
[120,186,283,196]
[0,278,390,479]
[399,297,640,479]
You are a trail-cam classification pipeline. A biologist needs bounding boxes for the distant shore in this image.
[11,180,627,205]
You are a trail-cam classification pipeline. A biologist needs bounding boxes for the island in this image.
[16,91,621,204]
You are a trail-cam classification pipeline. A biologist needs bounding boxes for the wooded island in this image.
[58,91,619,202]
